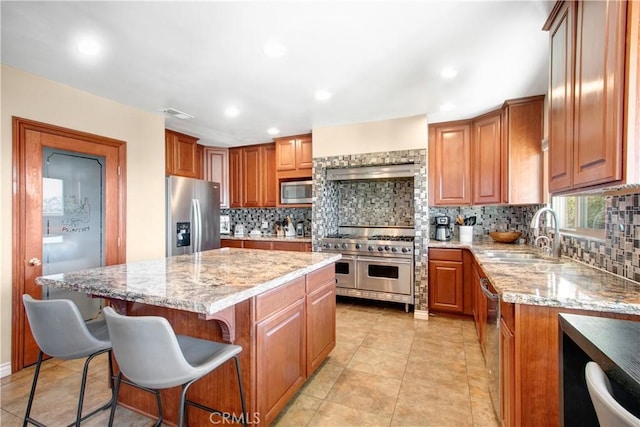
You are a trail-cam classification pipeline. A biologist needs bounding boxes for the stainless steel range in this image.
[321,226,414,311]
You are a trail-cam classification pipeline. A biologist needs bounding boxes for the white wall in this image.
[0,66,166,368]
[312,115,428,157]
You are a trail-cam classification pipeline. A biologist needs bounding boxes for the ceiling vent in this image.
[163,108,194,120]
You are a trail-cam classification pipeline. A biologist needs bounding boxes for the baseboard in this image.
[0,362,12,378]
[413,309,429,320]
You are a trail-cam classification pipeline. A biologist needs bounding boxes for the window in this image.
[552,194,606,239]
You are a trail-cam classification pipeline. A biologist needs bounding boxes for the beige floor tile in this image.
[0,409,23,427]
[346,346,408,380]
[372,314,421,333]
[324,368,401,417]
[336,324,369,344]
[361,328,414,355]
[470,398,500,427]
[272,393,323,427]
[309,400,391,427]
[301,359,345,399]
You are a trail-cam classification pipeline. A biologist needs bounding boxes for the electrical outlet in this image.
[261,220,268,229]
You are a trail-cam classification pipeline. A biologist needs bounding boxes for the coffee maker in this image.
[434,216,452,241]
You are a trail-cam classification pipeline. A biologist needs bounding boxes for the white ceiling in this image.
[1,1,554,147]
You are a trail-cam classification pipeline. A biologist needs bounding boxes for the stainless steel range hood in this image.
[326,164,415,181]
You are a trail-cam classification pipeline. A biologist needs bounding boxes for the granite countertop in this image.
[428,239,640,315]
[222,234,312,243]
[36,248,340,315]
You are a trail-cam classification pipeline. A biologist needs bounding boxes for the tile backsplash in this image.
[221,207,312,236]
[337,178,414,226]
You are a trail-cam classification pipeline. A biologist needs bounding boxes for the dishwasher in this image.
[480,277,501,418]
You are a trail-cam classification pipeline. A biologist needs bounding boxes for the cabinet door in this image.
[472,113,502,205]
[229,147,243,208]
[195,144,204,180]
[256,299,306,425]
[165,132,175,175]
[244,240,272,250]
[203,147,229,208]
[296,136,313,170]
[220,239,243,248]
[262,144,277,207]
[500,317,515,427]
[272,241,304,252]
[275,139,297,171]
[242,146,262,207]
[306,281,336,376]
[428,260,464,313]
[548,1,575,192]
[573,0,625,187]
[173,133,198,178]
[429,122,472,205]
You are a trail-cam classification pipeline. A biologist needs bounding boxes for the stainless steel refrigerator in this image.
[166,176,220,256]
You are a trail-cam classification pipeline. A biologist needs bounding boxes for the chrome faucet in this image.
[530,207,561,258]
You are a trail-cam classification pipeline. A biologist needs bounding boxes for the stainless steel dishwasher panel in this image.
[480,277,501,419]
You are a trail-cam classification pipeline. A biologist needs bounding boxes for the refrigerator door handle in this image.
[191,198,199,252]
[195,198,203,252]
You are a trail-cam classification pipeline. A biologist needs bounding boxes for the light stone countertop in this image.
[36,248,340,315]
[221,234,311,243]
[428,239,640,315]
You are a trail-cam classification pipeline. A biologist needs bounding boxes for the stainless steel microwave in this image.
[280,180,313,204]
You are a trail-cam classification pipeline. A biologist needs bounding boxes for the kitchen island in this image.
[36,248,341,425]
[427,240,640,427]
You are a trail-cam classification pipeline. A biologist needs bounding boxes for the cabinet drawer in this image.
[306,264,336,294]
[255,277,305,321]
[273,241,304,252]
[429,248,463,262]
[221,239,243,248]
[244,240,273,250]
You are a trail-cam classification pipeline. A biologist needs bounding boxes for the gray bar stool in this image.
[22,295,163,427]
[103,307,247,427]
[585,362,640,427]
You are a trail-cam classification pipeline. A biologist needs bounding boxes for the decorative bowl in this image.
[489,231,522,243]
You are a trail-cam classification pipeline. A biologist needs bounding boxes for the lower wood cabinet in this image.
[221,239,311,252]
[305,266,336,376]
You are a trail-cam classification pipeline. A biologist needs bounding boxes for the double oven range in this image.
[321,226,414,311]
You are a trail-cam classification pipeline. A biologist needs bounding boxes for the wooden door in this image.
[256,299,305,425]
[296,135,313,170]
[428,260,464,313]
[242,146,261,207]
[548,1,576,192]
[12,117,125,371]
[472,112,501,205]
[229,147,243,208]
[203,147,229,208]
[572,0,626,187]
[262,144,277,207]
[429,121,471,205]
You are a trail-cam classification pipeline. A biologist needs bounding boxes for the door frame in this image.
[11,117,127,372]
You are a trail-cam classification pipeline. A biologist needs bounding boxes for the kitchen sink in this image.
[483,251,562,264]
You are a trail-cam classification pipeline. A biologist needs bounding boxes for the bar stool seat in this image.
[103,307,247,427]
[585,361,640,427]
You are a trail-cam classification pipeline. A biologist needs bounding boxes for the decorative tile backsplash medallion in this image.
[312,149,429,311]
[428,205,545,243]
[221,207,312,236]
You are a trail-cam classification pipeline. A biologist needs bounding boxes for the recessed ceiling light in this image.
[263,40,287,58]
[267,127,280,135]
[314,90,332,101]
[77,38,101,56]
[440,67,458,79]
[224,106,240,118]
[439,103,455,112]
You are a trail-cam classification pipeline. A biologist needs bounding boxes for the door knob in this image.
[28,258,42,267]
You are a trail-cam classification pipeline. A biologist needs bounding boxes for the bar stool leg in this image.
[234,356,248,427]
[23,351,46,427]
[108,373,122,427]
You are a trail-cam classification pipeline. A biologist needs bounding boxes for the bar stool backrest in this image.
[585,361,640,427]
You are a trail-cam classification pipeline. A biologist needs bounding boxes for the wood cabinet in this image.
[228,143,276,208]
[544,0,628,192]
[275,134,313,174]
[254,265,336,425]
[165,129,199,178]
[221,239,311,252]
[255,278,306,426]
[472,112,502,205]
[428,249,464,314]
[203,147,229,208]
[429,121,472,206]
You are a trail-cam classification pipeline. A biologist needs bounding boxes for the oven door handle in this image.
[357,257,412,265]
[339,255,356,261]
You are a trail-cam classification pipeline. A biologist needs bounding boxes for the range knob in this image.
[384,245,390,251]
[324,243,331,249]
[355,243,362,249]
[368,245,374,251]
[334,244,341,249]
[341,243,348,249]
[402,247,409,253]
[378,246,384,252]
[391,247,398,253]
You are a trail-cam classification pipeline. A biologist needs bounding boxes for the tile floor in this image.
[1,299,498,426]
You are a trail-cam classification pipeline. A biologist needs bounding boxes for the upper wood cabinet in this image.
[429,95,544,206]
[203,147,229,208]
[429,121,472,206]
[229,143,276,208]
[275,134,313,176]
[544,0,629,193]
[472,112,502,205]
[165,129,200,178]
